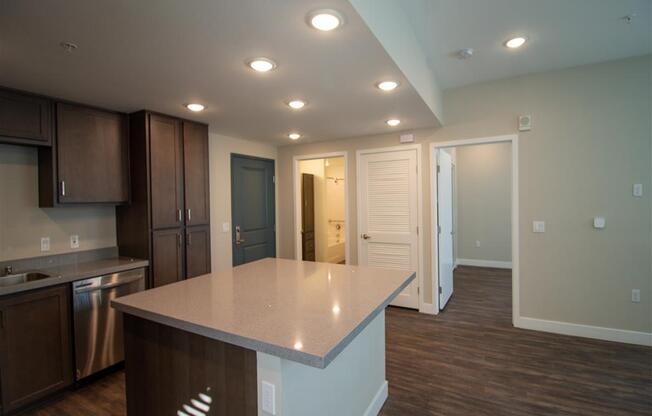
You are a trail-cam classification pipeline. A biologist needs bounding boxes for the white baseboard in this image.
[516,316,652,347]
[419,302,437,315]
[456,258,512,269]
[364,380,388,416]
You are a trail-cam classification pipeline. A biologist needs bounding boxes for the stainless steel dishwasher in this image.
[72,267,146,379]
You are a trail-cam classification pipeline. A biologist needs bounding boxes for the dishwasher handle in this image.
[73,273,144,294]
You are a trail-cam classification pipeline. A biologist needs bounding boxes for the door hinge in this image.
[417,287,420,295]
[273,176,276,184]
[437,165,440,174]
[438,286,442,294]
[416,226,419,235]
[438,225,441,234]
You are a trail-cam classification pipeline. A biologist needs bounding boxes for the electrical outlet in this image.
[633,184,643,197]
[533,221,545,233]
[262,381,276,415]
[632,289,640,303]
[475,240,481,247]
[70,234,80,249]
[41,237,50,252]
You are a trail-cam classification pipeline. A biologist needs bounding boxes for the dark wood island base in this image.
[123,315,257,416]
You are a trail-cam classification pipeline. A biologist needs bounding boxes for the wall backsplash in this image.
[0,144,116,261]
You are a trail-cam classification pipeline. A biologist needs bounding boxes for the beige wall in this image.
[278,56,651,333]
[455,142,511,263]
[208,133,277,273]
[0,144,116,261]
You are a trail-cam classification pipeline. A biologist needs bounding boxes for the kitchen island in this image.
[112,258,415,416]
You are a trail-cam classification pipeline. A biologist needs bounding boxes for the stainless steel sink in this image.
[0,272,59,287]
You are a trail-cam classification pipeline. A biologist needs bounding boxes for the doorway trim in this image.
[430,135,519,324]
[356,144,425,312]
[293,152,350,265]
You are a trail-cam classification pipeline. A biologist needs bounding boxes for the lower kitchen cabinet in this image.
[0,285,73,414]
[186,225,211,278]
[152,228,185,288]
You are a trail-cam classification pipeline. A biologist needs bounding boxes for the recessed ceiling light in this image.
[386,119,401,127]
[377,81,399,92]
[505,36,527,49]
[288,133,301,140]
[185,103,205,112]
[456,48,474,59]
[308,9,344,31]
[247,57,277,72]
[287,100,306,110]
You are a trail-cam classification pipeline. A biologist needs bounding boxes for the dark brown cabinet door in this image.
[0,88,52,146]
[183,122,210,226]
[186,225,211,278]
[0,285,73,413]
[152,228,184,288]
[301,173,316,261]
[150,114,183,230]
[56,103,129,203]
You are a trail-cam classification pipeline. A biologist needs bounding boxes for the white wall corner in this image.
[419,302,437,315]
[363,380,388,416]
[515,316,652,347]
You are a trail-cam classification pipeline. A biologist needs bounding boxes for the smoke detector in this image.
[59,41,78,52]
[456,48,474,59]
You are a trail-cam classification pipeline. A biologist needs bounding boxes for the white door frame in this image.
[356,144,425,312]
[430,135,519,324]
[293,152,350,264]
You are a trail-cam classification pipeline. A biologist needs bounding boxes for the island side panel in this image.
[124,314,257,416]
[257,311,387,416]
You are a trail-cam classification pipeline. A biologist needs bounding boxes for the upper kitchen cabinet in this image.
[0,88,52,146]
[39,102,130,206]
[183,121,210,226]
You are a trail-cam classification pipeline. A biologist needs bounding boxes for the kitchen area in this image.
[0,86,211,415]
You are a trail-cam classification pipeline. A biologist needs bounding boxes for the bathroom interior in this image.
[299,157,346,264]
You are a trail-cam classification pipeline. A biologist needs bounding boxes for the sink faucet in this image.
[3,265,13,276]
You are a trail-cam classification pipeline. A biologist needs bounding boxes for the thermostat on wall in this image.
[518,115,532,131]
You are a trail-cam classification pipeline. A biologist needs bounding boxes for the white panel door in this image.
[437,149,454,309]
[358,148,419,309]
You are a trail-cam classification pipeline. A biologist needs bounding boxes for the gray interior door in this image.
[231,154,276,266]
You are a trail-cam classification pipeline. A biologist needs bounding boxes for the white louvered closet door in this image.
[358,148,419,309]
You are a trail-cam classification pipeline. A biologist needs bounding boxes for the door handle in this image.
[235,225,246,245]
[178,209,183,223]
[361,234,371,240]
[60,180,66,196]
[187,209,192,223]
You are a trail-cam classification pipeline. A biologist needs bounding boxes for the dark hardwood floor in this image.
[20,266,651,416]
[380,266,652,416]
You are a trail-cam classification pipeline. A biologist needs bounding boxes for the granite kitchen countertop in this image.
[112,258,415,368]
[0,256,149,296]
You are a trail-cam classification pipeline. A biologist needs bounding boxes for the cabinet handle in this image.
[60,180,66,196]
[187,209,192,222]
[178,209,182,223]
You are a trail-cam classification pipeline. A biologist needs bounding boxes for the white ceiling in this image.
[0,0,438,144]
[400,0,652,89]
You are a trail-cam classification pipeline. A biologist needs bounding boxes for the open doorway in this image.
[294,153,349,264]
[432,135,518,321]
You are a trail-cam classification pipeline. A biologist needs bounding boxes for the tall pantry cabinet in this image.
[117,111,211,288]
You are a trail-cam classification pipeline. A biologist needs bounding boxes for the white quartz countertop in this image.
[112,258,415,368]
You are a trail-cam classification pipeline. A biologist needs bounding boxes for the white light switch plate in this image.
[532,221,545,233]
[262,381,276,415]
[41,237,50,252]
[222,222,230,233]
[633,184,643,197]
[632,289,640,303]
[70,234,80,248]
